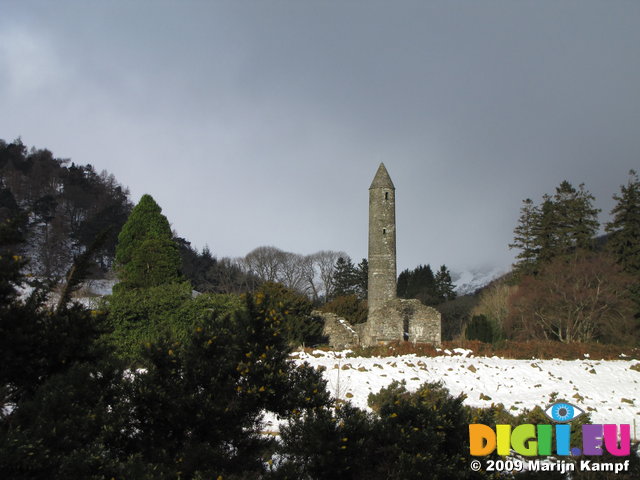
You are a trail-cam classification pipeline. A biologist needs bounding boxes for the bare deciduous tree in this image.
[242,247,347,300]
[307,250,347,302]
[506,251,636,344]
[470,280,516,338]
[243,246,286,283]
[280,252,314,293]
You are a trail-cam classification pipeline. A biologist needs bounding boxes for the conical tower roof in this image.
[369,163,395,189]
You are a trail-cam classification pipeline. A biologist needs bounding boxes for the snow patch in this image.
[293,352,640,429]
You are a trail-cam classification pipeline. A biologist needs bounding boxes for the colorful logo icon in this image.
[469,402,631,457]
[544,402,585,423]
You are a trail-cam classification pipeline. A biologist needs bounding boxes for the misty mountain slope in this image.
[453,267,507,295]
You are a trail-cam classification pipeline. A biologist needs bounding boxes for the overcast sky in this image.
[1,1,639,274]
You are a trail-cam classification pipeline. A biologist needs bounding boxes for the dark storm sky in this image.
[1,1,639,273]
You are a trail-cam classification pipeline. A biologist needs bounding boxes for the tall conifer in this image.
[109,194,187,360]
[435,265,456,302]
[606,170,640,275]
[114,194,181,290]
[511,181,599,273]
[509,198,541,274]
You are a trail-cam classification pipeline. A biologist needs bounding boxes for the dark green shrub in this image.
[277,381,488,479]
[466,315,494,343]
[256,282,325,346]
[321,294,368,325]
[106,281,193,360]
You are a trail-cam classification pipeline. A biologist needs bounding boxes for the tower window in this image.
[385,192,389,200]
[383,228,386,235]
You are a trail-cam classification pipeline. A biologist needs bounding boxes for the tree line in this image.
[0,138,132,277]
[468,173,640,345]
[1,138,458,327]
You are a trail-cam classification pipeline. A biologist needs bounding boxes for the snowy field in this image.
[263,349,640,437]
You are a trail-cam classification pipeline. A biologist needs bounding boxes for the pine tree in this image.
[434,264,456,302]
[605,170,640,320]
[397,264,438,305]
[550,181,599,253]
[606,170,640,276]
[535,195,559,264]
[510,181,600,273]
[332,256,357,298]
[355,258,368,300]
[509,198,541,274]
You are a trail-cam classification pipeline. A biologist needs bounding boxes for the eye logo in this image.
[545,402,585,423]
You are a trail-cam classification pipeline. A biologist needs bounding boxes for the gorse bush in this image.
[277,380,484,480]
[1,267,331,478]
[321,294,368,325]
[106,281,193,360]
[256,282,326,347]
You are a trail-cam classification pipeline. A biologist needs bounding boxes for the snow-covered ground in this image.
[266,349,640,437]
[17,278,116,309]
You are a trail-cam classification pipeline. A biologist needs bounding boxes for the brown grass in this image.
[301,340,640,360]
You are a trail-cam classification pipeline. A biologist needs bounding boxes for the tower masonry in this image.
[362,163,441,346]
[368,163,397,312]
[320,163,441,348]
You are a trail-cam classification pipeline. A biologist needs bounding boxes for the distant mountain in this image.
[452,267,506,295]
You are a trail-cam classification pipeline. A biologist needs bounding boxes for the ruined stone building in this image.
[321,163,441,348]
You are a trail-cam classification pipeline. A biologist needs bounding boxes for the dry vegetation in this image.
[304,340,640,360]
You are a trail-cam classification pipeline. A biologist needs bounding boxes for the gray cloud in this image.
[2,1,639,274]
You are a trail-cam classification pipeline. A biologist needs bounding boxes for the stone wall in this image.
[316,311,360,349]
[364,298,441,346]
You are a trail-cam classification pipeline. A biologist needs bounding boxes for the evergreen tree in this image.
[396,268,410,299]
[322,260,368,326]
[332,256,358,298]
[255,282,325,346]
[509,198,541,274]
[355,258,368,300]
[0,187,27,304]
[535,195,559,264]
[333,256,369,301]
[114,194,181,290]
[397,264,438,305]
[606,170,640,276]
[465,315,494,343]
[549,181,599,254]
[109,195,189,360]
[511,181,600,272]
[606,170,640,321]
[321,294,368,325]
[434,264,456,302]
[124,295,330,478]
[0,139,132,277]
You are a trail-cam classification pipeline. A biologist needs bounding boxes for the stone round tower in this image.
[368,163,397,313]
